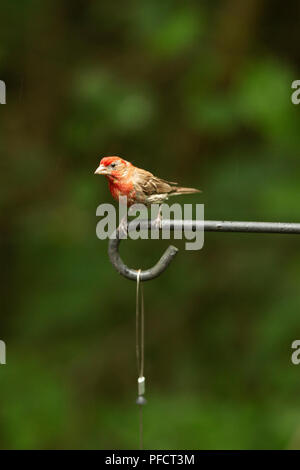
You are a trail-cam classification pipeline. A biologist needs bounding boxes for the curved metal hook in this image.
[108,219,300,281]
[108,220,178,281]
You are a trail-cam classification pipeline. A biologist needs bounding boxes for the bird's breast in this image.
[108,178,136,206]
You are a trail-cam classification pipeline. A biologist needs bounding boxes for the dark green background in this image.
[1,0,300,449]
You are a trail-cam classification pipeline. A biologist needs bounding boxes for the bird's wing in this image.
[133,168,177,196]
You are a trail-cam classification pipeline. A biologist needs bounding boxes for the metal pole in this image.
[108,220,300,281]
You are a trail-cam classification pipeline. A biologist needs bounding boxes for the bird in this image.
[94,156,201,232]
[94,156,201,207]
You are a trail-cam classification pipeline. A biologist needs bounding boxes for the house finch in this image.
[94,156,201,207]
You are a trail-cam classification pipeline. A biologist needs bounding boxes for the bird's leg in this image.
[117,198,129,239]
[117,214,128,239]
[153,204,162,230]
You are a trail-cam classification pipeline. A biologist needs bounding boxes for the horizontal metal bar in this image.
[108,219,300,281]
[200,220,300,234]
[131,220,300,234]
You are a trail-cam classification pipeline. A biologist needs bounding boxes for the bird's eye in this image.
[110,163,117,168]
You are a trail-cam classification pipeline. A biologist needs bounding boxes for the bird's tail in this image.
[170,186,202,196]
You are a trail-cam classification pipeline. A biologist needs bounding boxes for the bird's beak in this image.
[94,164,107,175]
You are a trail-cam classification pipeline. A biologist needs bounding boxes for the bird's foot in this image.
[117,216,128,239]
[152,207,162,230]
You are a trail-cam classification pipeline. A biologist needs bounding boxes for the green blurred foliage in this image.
[1,0,300,449]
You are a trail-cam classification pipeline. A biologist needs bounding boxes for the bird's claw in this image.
[152,209,162,230]
[118,217,128,239]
